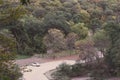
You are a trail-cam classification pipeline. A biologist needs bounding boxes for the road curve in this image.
[23,60,76,80]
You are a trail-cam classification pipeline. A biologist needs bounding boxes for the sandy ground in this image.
[22,60,76,80]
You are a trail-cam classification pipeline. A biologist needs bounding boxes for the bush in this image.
[71,63,87,77]
[52,63,71,80]
[0,63,22,80]
[52,61,113,80]
[52,63,88,80]
[89,61,111,80]
[56,63,71,76]
[52,72,71,80]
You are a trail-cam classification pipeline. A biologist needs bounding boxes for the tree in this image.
[93,30,110,56]
[43,12,71,35]
[104,22,120,76]
[32,8,47,18]
[20,0,30,5]
[14,15,44,55]
[75,38,97,63]
[71,23,88,39]
[43,29,66,53]
[0,0,30,5]
[0,5,27,28]
[73,9,90,23]
[66,32,78,50]
[89,9,103,34]
[97,0,108,11]
[0,0,33,55]
[0,32,22,80]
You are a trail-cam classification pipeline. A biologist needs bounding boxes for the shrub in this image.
[52,63,71,80]
[89,61,111,80]
[71,63,87,77]
[52,72,71,80]
[52,63,88,80]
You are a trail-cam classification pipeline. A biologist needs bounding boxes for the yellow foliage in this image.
[112,16,116,19]
[0,0,3,4]
[80,10,90,17]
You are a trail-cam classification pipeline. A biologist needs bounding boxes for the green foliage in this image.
[43,12,71,35]
[0,0,3,4]
[43,29,66,52]
[93,30,110,56]
[1,0,120,59]
[0,33,16,60]
[71,23,88,39]
[89,18,102,34]
[20,0,30,5]
[34,35,46,53]
[73,10,90,23]
[71,63,87,77]
[16,13,71,54]
[52,63,88,80]
[16,54,31,60]
[66,32,78,50]
[0,33,22,80]
[104,22,120,76]
[0,62,22,80]
[0,5,27,29]
[75,38,96,62]
[1,0,120,79]
[52,63,71,80]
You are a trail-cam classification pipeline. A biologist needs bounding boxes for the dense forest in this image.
[0,0,120,80]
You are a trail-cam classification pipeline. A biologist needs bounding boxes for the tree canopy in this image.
[0,0,120,79]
